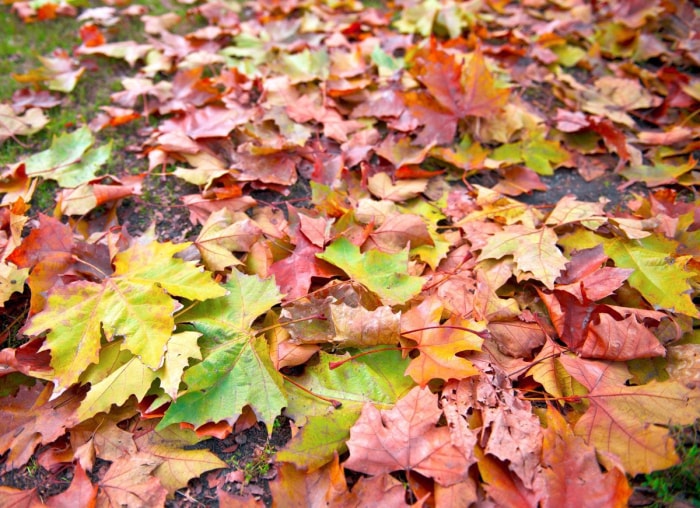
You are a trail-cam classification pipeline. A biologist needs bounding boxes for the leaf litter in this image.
[0,0,699,506]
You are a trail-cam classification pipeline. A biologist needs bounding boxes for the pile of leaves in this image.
[1,0,699,505]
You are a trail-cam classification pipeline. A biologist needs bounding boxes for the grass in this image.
[0,2,165,213]
[0,15,80,101]
[226,443,276,485]
[0,0,210,178]
[643,427,700,507]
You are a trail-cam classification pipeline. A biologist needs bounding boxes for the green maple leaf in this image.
[492,132,569,175]
[22,126,112,187]
[278,349,415,471]
[561,230,699,317]
[316,238,424,305]
[159,271,284,430]
[21,241,226,392]
[477,224,569,289]
[605,236,698,317]
[278,48,329,84]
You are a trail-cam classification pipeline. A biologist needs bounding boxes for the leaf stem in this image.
[70,254,109,278]
[328,347,411,369]
[255,314,327,336]
[402,324,490,339]
[282,374,342,408]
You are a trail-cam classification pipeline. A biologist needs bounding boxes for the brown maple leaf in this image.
[0,384,82,469]
[344,386,474,486]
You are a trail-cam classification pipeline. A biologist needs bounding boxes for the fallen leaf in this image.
[478,224,569,289]
[0,105,49,143]
[161,271,285,430]
[344,386,473,486]
[0,384,81,469]
[317,237,424,305]
[21,240,225,391]
[400,296,483,386]
[541,406,632,508]
[97,452,168,508]
[561,355,700,474]
[45,464,97,508]
[194,208,262,271]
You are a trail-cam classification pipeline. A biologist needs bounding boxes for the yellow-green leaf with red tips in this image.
[21,241,226,393]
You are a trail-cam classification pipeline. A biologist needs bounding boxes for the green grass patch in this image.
[644,430,700,507]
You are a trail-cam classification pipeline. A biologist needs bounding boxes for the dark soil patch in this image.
[166,418,292,507]
[518,169,641,209]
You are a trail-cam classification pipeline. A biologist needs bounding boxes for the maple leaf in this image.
[446,372,544,490]
[367,172,428,202]
[561,230,699,317]
[268,459,345,508]
[58,174,143,216]
[492,131,570,176]
[331,303,402,347]
[365,212,433,253]
[404,42,509,145]
[0,104,48,143]
[554,245,631,301]
[0,384,81,469]
[12,50,85,92]
[18,126,113,188]
[332,474,409,507]
[133,419,227,497]
[173,152,229,188]
[21,240,225,391]
[45,464,97,508]
[281,349,414,471]
[96,452,168,508]
[475,446,543,508]
[76,331,201,420]
[317,237,424,305]
[77,343,160,421]
[540,287,666,361]
[345,386,474,486]
[0,261,28,307]
[77,41,153,67]
[0,486,42,507]
[541,406,632,508]
[269,207,339,300]
[478,224,569,289]
[399,296,483,386]
[160,104,253,139]
[194,208,262,271]
[561,355,700,474]
[160,271,285,430]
